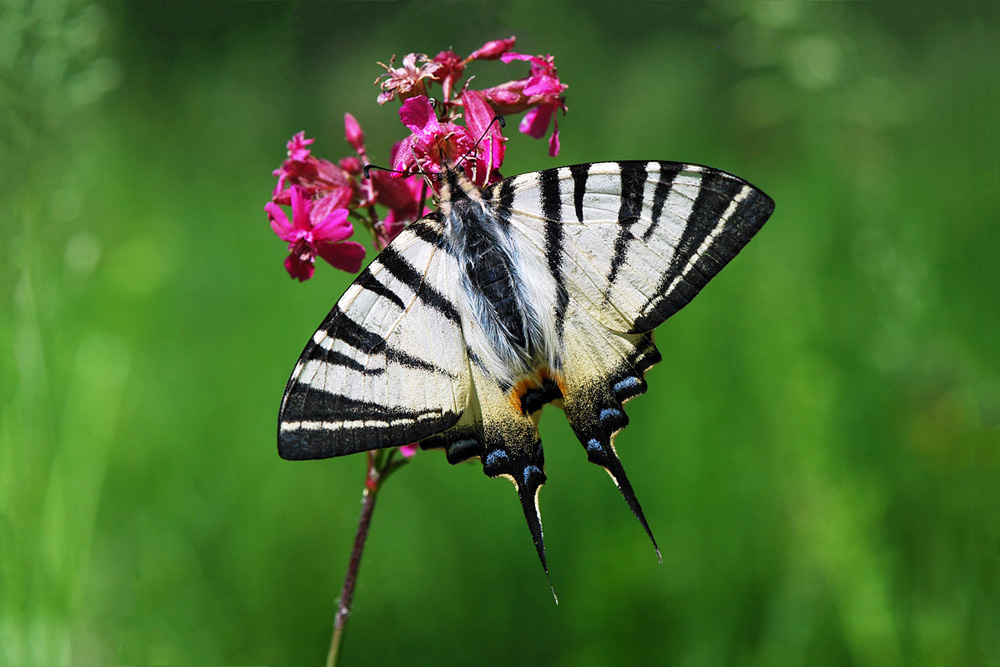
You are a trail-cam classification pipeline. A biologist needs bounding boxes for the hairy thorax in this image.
[441,177,555,385]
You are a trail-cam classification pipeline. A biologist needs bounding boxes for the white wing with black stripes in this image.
[499,161,773,334]
[278,220,471,460]
[278,160,774,583]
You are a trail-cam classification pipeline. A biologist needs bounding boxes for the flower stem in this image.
[326,453,381,667]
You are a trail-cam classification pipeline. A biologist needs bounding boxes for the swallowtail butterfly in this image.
[278,161,774,576]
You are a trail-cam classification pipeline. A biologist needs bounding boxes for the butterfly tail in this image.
[585,435,661,562]
[456,366,556,596]
[561,310,663,559]
[483,426,555,584]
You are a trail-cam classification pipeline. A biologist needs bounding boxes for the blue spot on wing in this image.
[586,439,602,453]
[523,465,543,485]
[613,377,640,394]
[485,450,508,466]
[600,408,623,421]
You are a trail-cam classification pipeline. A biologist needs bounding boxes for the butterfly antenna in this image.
[457,114,506,165]
[455,115,506,178]
[363,164,415,179]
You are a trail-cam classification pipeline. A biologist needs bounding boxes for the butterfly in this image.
[278,160,774,578]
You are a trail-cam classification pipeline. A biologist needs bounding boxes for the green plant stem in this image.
[326,453,381,667]
[326,449,409,667]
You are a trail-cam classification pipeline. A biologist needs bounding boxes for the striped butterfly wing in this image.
[499,161,775,335]
[471,161,774,562]
[278,219,471,460]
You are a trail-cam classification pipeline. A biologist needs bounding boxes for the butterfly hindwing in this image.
[475,161,772,562]
[557,300,664,557]
[278,219,472,460]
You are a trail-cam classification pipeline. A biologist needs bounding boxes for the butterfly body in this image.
[278,161,774,575]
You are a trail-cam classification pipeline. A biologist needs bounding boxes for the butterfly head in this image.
[435,160,489,226]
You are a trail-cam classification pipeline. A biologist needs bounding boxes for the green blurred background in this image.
[3,1,999,665]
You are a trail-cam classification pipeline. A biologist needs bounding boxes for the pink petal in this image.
[289,187,313,231]
[312,187,353,224]
[399,96,437,135]
[483,88,521,105]
[311,207,354,243]
[548,119,560,157]
[518,104,553,139]
[317,241,366,274]
[500,51,535,64]
[392,136,419,173]
[265,201,295,241]
[285,251,315,282]
[463,91,506,176]
[523,75,564,97]
[399,444,418,458]
[462,90,495,138]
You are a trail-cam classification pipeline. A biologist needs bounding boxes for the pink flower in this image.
[431,37,516,102]
[393,95,474,178]
[483,52,567,156]
[272,133,354,205]
[266,186,366,281]
[286,131,314,161]
[399,444,418,458]
[376,53,439,105]
[521,103,562,157]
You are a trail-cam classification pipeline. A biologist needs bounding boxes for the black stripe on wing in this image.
[377,245,461,323]
[279,393,461,460]
[355,267,405,311]
[540,168,571,342]
[643,161,682,242]
[605,161,647,289]
[632,170,774,332]
[325,305,455,376]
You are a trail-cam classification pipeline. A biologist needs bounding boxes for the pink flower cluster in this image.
[267,121,429,281]
[378,36,567,182]
[266,36,567,282]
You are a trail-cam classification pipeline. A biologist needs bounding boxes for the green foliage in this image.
[2,2,998,665]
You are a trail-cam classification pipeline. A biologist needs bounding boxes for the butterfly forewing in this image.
[497,161,774,334]
[278,219,472,460]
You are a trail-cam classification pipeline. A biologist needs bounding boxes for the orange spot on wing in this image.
[538,366,567,397]
[508,378,536,414]
[507,367,567,415]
